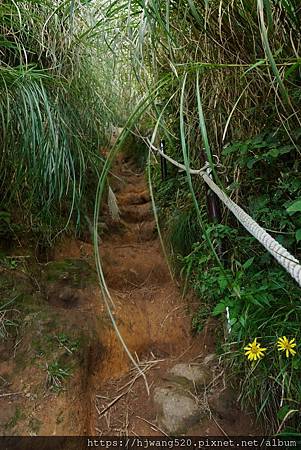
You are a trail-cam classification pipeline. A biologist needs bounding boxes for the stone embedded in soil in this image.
[167,363,212,390]
[154,386,203,435]
[208,388,237,421]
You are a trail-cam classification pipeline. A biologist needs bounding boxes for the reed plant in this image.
[95,0,301,433]
[0,0,130,243]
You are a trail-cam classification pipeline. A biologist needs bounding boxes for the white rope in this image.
[148,139,301,288]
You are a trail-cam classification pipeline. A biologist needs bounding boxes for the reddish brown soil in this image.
[0,153,261,438]
[81,155,260,436]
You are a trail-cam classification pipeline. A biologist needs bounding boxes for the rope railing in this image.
[147,139,301,288]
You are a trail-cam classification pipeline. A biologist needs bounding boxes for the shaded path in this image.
[86,154,260,436]
[87,154,192,433]
[0,153,260,437]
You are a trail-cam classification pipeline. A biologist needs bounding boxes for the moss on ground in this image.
[43,259,97,288]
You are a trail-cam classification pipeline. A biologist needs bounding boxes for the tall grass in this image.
[0,0,130,243]
[95,0,301,433]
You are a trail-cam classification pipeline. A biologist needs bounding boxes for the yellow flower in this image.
[244,338,267,361]
[277,336,297,358]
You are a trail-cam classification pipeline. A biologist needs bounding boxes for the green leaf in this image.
[239,316,247,327]
[265,146,292,159]
[292,358,301,370]
[277,405,293,422]
[246,158,257,169]
[295,229,301,242]
[287,199,301,214]
[243,257,255,270]
[217,274,228,291]
[212,302,227,316]
[0,211,10,221]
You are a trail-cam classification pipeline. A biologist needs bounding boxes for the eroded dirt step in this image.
[89,280,192,393]
[111,283,190,346]
[101,259,170,290]
[100,220,157,244]
[93,323,261,437]
[129,221,157,242]
[89,153,263,437]
[117,189,150,205]
[100,242,170,290]
[119,178,148,195]
[120,203,153,224]
[0,152,262,438]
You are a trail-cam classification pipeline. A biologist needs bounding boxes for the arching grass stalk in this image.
[257,0,289,106]
[93,138,149,394]
[179,73,224,272]
[147,90,179,282]
[92,81,172,394]
[180,73,240,333]
[93,100,153,305]
[195,70,218,182]
[147,150,174,282]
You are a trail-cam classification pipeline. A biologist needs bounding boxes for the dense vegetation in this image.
[1,0,301,435]
[100,0,301,434]
[0,0,128,250]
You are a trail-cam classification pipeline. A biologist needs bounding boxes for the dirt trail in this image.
[87,155,193,434]
[51,154,196,434]
[0,152,260,437]
[83,154,260,436]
